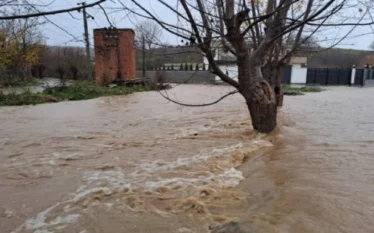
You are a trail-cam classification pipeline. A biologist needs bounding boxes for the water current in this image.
[1,85,373,233]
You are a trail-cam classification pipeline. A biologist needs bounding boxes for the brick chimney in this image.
[93,28,136,86]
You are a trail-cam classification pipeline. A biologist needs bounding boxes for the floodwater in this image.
[0,78,64,94]
[0,85,373,233]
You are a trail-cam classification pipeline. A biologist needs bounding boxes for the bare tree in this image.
[135,20,162,50]
[135,20,162,69]
[359,54,374,67]
[369,40,374,50]
[40,46,87,80]
[0,0,106,82]
[129,0,374,133]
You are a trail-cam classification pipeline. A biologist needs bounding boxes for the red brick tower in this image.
[93,28,136,86]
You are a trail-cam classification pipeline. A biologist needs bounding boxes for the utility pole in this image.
[79,2,93,80]
[142,36,145,78]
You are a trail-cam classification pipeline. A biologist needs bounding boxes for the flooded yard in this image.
[1,85,373,233]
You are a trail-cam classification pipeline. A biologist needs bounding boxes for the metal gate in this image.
[306,68,351,85]
[354,69,364,86]
[281,65,292,84]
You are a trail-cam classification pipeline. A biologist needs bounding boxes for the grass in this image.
[282,85,322,94]
[0,91,46,105]
[0,80,148,106]
[17,78,39,87]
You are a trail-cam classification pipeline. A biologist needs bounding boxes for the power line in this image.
[0,0,106,20]
[37,0,86,36]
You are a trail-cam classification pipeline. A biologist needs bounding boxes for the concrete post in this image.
[363,65,368,86]
[350,65,356,85]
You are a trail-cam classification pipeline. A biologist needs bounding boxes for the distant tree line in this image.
[35,46,88,80]
[0,1,107,86]
[0,6,44,85]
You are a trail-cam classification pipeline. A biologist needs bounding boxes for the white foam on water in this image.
[73,141,267,197]
[34,230,54,233]
[144,168,244,191]
[73,187,106,203]
[216,168,245,189]
[25,204,58,230]
[12,141,270,232]
[144,177,201,191]
[12,201,80,233]
[136,143,243,174]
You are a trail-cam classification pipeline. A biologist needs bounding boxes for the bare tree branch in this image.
[0,0,106,20]
[158,89,238,107]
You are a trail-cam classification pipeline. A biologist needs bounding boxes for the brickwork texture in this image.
[94,28,136,86]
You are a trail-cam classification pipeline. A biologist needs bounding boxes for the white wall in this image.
[203,57,239,83]
[290,64,307,84]
[215,65,238,82]
[350,68,356,85]
[204,56,309,85]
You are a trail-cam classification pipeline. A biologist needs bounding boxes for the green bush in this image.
[195,64,199,70]
[184,63,188,70]
[0,81,147,106]
[189,64,193,70]
[179,64,183,70]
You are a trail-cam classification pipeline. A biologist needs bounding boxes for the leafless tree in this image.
[135,20,162,49]
[0,0,107,82]
[128,0,374,133]
[369,40,374,50]
[135,20,163,69]
[40,46,87,80]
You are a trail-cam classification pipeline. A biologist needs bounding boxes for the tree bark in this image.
[239,65,277,133]
[262,62,284,107]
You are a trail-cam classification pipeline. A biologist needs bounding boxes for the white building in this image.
[203,42,308,84]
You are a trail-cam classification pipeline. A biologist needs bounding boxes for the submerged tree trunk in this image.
[245,86,277,133]
[239,65,277,133]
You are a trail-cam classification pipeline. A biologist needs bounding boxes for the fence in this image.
[137,66,373,87]
[136,70,215,84]
[306,68,352,85]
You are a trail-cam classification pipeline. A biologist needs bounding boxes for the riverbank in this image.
[0,80,148,106]
[0,80,322,106]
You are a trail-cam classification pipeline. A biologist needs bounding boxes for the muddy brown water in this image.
[1,85,373,233]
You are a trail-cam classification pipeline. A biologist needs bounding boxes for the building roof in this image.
[93,28,135,34]
[290,57,307,64]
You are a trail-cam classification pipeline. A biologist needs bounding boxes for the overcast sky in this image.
[23,0,374,51]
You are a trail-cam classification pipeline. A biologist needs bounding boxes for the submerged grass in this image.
[0,80,148,106]
[282,85,322,94]
[0,77,39,87]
